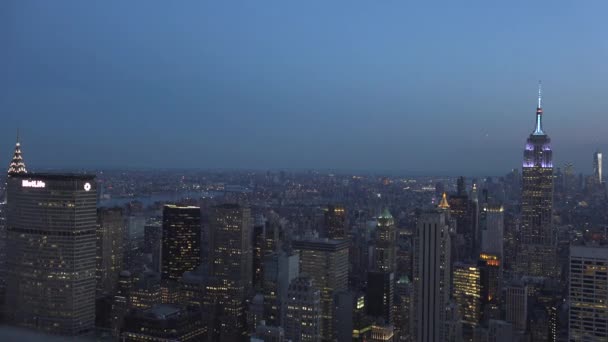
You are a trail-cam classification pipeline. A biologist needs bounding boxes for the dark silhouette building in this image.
[324,204,346,240]
[161,205,201,281]
[206,203,253,341]
[96,207,125,296]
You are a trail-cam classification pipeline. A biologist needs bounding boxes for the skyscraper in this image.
[569,245,608,341]
[448,191,477,261]
[516,83,557,278]
[480,205,504,259]
[144,219,162,272]
[1,134,26,294]
[292,238,349,341]
[96,207,125,296]
[505,284,528,332]
[373,208,397,272]
[367,208,396,323]
[411,210,451,342]
[207,203,253,340]
[452,263,482,340]
[209,203,252,288]
[6,173,97,335]
[161,205,201,281]
[593,150,603,184]
[324,204,346,240]
[285,276,321,342]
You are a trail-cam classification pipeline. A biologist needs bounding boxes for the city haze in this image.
[2,1,608,174]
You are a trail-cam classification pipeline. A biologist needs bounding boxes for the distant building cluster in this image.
[0,86,607,341]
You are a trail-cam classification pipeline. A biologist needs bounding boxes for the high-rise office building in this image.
[478,253,502,306]
[161,205,201,281]
[394,276,413,341]
[143,219,162,272]
[292,238,349,341]
[111,270,132,337]
[373,208,396,272]
[516,83,557,278]
[505,284,528,332]
[593,150,603,184]
[123,215,145,273]
[253,216,266,289]
[96,207,125,296]
[1,135,26,294]
[480,205,504,259]
[367,272,394,323]
[411,210,451,342]
[569,245,608,341]
[207,203,253,340]
[452,263,482,340]
[5,173,97,335]
[209,203,252,288]
[367,208,396,324]
[262,251,300,326]
[285,276,321,342]
[448,192,478,261]
[324,204,346,240]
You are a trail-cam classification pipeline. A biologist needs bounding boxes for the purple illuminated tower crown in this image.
[523,82,552,168]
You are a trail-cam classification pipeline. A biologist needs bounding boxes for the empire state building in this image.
[515,83,558,278]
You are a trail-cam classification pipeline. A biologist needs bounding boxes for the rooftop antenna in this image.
[537,80,542,109]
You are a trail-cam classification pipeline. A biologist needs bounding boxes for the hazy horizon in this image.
[3,1,607,174]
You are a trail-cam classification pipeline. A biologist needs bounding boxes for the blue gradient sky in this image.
[2,1,607,174]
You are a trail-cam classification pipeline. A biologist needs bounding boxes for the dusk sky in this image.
[2,1,607,175]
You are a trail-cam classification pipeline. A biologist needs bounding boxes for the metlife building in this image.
[5,173,97,336]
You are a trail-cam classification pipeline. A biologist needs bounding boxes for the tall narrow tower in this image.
[516,82,557,278]
[593,150,603,184]
[412,210,452,342]
[367,208,396,324]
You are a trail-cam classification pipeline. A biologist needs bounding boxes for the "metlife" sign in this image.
[22,180,46,188]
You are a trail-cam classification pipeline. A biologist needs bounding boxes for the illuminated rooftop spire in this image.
[438,192,450,210]
[8,130,27,176]
[538,80,542,109]
[533,81,545,135]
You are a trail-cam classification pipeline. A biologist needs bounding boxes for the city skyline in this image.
[3,2,608,174]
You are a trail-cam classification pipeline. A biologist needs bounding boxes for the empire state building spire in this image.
[7,131,27,176]
[533,81,544,135]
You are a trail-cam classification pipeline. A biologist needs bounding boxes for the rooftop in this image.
[8,172,95,181]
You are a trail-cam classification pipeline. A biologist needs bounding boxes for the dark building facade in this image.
[5,173,97,335]
[324,204,346,240]
[96,207,125,296]
[161,205,201,281]
[367,208,396,324]
[207,203,253,340]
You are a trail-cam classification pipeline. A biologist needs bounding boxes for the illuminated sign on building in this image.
[84,182,91,191]
[22,180,46,188]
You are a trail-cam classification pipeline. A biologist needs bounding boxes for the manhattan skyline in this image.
[2,1,608,174]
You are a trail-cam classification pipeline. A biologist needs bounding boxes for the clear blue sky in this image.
[2,1,607,174]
